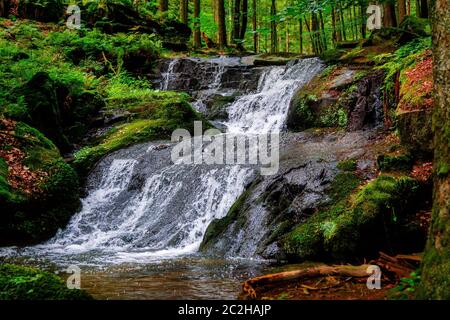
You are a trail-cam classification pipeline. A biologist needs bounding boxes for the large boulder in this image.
[21,72,104,153]
[397,109,433,157]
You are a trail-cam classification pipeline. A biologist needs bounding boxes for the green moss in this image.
[377,154,413,172]
[337,159,357,172]
[283,175,421,262]
[0,264,92,300]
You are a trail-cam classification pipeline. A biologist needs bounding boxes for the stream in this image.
[0,56,374,299]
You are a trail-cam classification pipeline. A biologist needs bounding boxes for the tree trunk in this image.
[180,0,188,24]
[159,0,169,12]
[421,0,429,18]
[383,3,398,27]
[360,0,367,39]
[319,10,327,50]
[239,0,248,42]
[398,0,408,23]
[270,0,277,53]
[232,0,241,43]
[299,19,303,54]
[217,0,228,49]
[252,0,257,52]
[417,0,450,300]
[193,0,202,49]
[338,3,347,41]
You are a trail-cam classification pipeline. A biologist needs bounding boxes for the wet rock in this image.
[347,70,384,131]
[397,109,433,157]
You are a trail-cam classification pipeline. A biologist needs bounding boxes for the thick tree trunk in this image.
[159,0,169,12]
[217,0,227,49]
[383,3,398,27]
[398,0,408,23]
[417,0,450,300]
[180,0,188,24]
[252,0,257,52]
[270,0,277,53]
[193,0,202,49]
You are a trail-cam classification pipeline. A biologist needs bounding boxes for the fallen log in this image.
[241,264,372,300]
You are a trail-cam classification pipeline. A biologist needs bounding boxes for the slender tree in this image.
[270,0,278,53]
[193,0,202,49]
[159,0,169,12]
[232,0,242,43]
[180,0,188,24]
[217,0,228,49]
[239,0,248,41]
[252,0,258,52]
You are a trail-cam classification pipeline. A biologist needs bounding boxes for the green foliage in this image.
[389,270,421,300]
[337,159,357,172]
[0,264,92,300]
[374,37,432,90]
[377,154,413,172]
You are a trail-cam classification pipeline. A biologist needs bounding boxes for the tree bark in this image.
[270,0,277,53]
[383,3,398,27]
[232,0,241,43]
[418,0,429,18]
[180,0,188,24]
[299,19,303,54]
[398,0,408,23]
[217,0,228,49]
[159,0,169,12]
[417,0,450,300]
[360,0,367,39]
[193,0,202,49]
[239,0,248,41]
[252,0,257,52]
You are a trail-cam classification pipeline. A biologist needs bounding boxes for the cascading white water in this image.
[160,59,178,90]
[3,58,324,264]
[225,58,324,133]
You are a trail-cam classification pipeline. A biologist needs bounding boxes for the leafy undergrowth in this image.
[0,264,92,300]
[398,51,433,112]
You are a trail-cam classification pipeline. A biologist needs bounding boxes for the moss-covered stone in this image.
[397,110,433,157]
[0,264,92,300]
[283,174,425,262]
[0,120,80,245]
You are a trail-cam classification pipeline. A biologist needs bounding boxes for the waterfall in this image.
[160,59,178,90]
[5,58,324,264]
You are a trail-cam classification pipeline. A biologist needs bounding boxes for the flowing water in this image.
[0,57,325,299]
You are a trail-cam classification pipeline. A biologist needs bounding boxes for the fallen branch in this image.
[241,264,372,300]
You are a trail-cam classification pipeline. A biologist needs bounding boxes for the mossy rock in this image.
[0,121,80,245]
[0,264,92,300]
[397,110,433,157]
[283,174,426,262]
